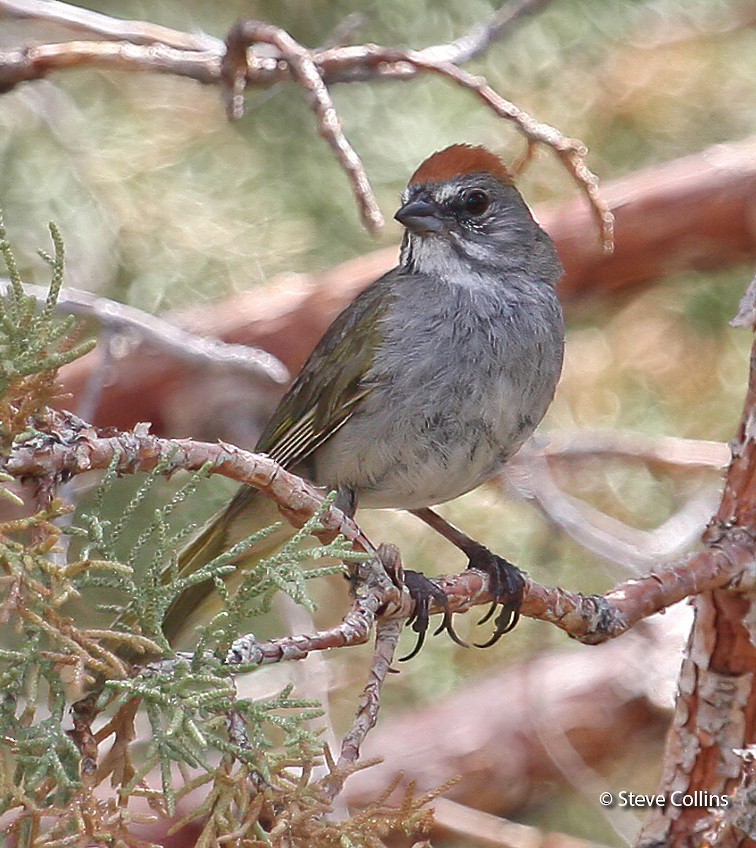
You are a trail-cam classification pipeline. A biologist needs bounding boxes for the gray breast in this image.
[314,273,564,509]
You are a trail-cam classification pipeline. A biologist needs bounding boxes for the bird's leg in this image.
[332,487,460,660]
[399,570,463,661]
[410,507,525,648]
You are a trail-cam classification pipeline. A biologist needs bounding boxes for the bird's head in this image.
[396,144,545,279]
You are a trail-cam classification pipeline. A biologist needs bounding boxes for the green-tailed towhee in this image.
[162,144,565,653]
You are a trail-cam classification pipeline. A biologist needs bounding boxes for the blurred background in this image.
[1,0,755,845]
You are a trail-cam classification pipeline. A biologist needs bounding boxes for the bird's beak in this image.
[394,199,445,234]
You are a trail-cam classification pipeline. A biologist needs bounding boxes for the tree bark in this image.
[637,332,756,847]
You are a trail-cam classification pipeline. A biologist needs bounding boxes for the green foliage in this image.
[0,215,95,449]
[0,221,424,847]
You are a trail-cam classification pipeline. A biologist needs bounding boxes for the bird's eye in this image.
[463,189,490,216]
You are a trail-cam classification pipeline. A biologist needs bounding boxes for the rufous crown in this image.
[409,144,513,186]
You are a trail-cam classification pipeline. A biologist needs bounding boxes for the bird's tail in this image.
[161,485,294,648]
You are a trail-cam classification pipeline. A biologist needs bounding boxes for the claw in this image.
[474,606,520,648]
[476,599,498,626]
[400,625,427,662]
[433,608,469,648]
[466,549,525,648]
[400,570,461,661]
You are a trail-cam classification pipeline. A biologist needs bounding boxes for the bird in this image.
[161,144,565,657]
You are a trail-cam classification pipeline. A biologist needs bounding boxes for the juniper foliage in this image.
[0,218,435,847]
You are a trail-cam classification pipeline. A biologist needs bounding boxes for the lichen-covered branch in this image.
[4,412,752,653]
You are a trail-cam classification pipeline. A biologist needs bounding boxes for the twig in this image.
[422,0,558,64]
[226,543,402,667]
[503,448,720,570]
[324,615,403,801]
[222,21,383,234]
[0,280,289,384]
[0,39,221,92]
[0,2,611,244]
[5,416,752,652]
[274,593,343,798]
[531,429,730,472]
[0,0,221,51]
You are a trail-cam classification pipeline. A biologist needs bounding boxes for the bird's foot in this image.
[466,544,525,648]
[399,570,467,661]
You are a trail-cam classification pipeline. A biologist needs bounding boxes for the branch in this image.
[226,544,401,667]
[3,414,372,555]
[534,429,730,472]
[421,0,558,65]
[4,413,752,652]
[0,0,221,51]
[0,281,289,384]
[324,616,402,801]
[0,3,610,243]
[503,448,721,570]
[221,20,383,233]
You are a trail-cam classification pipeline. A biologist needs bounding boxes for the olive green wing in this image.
[161,274,398,646]
[214,274,397,532]
[256,275,394,469]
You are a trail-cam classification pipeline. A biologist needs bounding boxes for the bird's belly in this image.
[313,384,528,509]
[311,281,563,510]
[353,443,504,509]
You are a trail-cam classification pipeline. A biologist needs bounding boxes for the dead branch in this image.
[221,20,383,233]
[533,429,730,472]
[546,136,756,303]
[0,2,609,243]
[503,448,721,570]
[0,0,221,51]
[324,616,403,802]
[378,50,613,249]
[0,281,289,384]
[0,0,555,63]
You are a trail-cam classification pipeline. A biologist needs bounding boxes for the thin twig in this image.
[421,0,558,64]
[222,20,383,233]
[324,616,402,801]
[503,448,720,570]
[226,543,402,667]
[0,279,289,384]
[531,429,730,471]
[0,0,222,51]
[0,3,612,244]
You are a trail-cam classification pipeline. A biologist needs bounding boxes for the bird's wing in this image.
[256,272,397,469]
